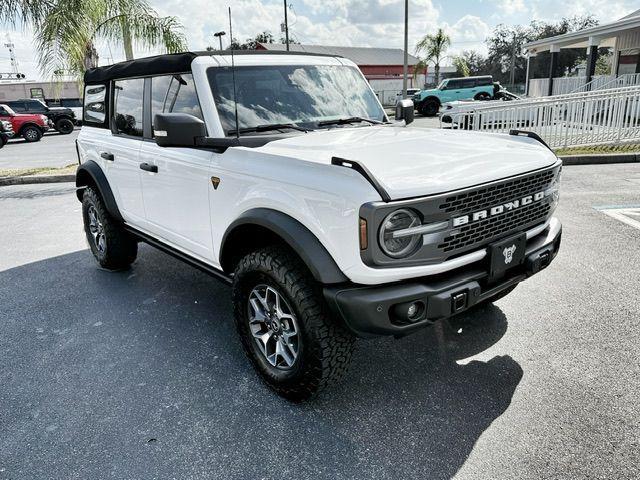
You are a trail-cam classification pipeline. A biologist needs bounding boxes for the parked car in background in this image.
[4,99,76,134]
[396,88,421,101]
[47,98,83,125]
[0,104,50,142]
[440,88,521,124]
[0,119,14,148]
[414,75,494,116]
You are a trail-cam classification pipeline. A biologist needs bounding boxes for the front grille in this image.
[439,169,556,215]
[438,201,551,253]
[436,168,557,256]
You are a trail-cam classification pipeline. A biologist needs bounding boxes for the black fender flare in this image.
[75,160,123,222]
[220,208,349,285]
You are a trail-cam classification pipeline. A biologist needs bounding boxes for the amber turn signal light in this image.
[359,218,368,250]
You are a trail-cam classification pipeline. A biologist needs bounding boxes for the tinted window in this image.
[84,85,107,123]
[6,101,26,112]
[113,79,144,137]
[151,74,202,134]
[460,79,476,89]
[446,80,462,89]
[25,100,47,112]
[61,98,82,108]
[0,106,9,116]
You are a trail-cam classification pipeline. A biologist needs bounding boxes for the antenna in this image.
[228,7,240,139]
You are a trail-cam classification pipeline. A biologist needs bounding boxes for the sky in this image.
[0,0,638,81]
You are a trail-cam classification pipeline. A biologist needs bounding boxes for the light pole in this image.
[402,0,408,98]
[283,0,290,51]
[214,31,226,51]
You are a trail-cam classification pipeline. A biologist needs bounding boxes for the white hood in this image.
[256,125,559,200]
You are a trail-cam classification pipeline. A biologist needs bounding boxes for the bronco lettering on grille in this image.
[452,191,545,227]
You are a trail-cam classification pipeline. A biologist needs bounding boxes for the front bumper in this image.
[325,218,562,338]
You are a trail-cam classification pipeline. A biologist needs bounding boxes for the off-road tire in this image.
[423,99,439,116]
[82,187,137,270]
[474,92,492,101]
[22,126,42,142]
[55,117,74,134]
[0,134,7,148]
[232,246,356,401]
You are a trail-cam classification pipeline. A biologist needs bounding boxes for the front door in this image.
[138,74,215,262]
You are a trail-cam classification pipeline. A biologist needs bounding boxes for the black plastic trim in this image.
[124,226,232,285]
[75,160,123,222]
[331,156,390,202]
[509,129,553,152]
[220,208,348,284]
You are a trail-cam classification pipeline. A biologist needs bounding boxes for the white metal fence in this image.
[529,74,640,97]
[445,85,640,148]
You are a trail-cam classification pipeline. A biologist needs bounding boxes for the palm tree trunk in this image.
[84,42,99,70]
[435,64,440,86]
[121,20,134,60]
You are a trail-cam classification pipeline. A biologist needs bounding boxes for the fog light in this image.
[393,300,426,323]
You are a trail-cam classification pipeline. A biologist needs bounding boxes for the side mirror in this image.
[395,98,415,125]
[154,113,206,147]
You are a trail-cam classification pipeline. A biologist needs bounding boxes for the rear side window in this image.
[6,101,26,112]
[475,77,492,86]
[26,100,47,112]
[84,85,107,124]
[460,79,476,89]
[61,98,82,108]
[113,78,144,137]
[151,74,202,135]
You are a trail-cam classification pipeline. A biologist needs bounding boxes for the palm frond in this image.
[0,0,53,25]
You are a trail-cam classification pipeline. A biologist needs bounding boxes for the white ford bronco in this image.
[76,51,562,400]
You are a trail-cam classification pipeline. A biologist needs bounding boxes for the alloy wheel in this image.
[247,284,300,369]
[87,205,106,254]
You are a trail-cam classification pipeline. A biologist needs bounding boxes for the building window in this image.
[30,88,44,100]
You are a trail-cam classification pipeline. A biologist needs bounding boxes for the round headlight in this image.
[378,208,422,258]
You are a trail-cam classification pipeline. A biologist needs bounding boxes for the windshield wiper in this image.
[316,116,383,127]
[227,123,309,135]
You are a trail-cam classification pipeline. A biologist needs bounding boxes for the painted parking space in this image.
[595,205,640,230]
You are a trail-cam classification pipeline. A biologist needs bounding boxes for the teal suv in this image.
[413,75,494,116]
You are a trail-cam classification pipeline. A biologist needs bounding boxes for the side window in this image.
[446,80,462,89]
[460,79,476,89]
[113,78,144,137]
[27,100,47,113]
[8,101,26,112]
[0,106,9,116]
[84,85,107,123]
[151,74,202,135]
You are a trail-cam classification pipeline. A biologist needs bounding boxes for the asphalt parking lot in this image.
[0,130,79,169]
[1,164,639,479]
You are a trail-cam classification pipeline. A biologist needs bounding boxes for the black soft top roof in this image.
[84,50,342,84]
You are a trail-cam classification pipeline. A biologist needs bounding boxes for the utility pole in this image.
[283,0,290,51]
[402,0,408,98]
[4,34,19,75]
[509,34,517,86]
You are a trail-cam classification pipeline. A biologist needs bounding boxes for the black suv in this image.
[4,99,75,135]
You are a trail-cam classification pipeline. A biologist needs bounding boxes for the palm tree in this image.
[3,0,186,79]
[415,28,451,86]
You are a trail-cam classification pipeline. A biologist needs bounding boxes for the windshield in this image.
[0,104,16,115]
[208,64,385,135]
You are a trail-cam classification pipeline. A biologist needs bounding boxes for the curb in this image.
[559,153,638,165]
[0,174,75,186]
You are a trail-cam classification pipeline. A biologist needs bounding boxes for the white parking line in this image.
[598,206,640,231]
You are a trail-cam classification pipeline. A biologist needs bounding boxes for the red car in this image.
[0,103,50,142]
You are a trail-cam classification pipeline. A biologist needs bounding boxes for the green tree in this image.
[2,0,186,79]
[415,28,451,86]
[453,56,470,77]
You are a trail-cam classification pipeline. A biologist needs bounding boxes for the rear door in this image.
[103,78,146,224]
[460,78,478,99]
[138,74,215,261]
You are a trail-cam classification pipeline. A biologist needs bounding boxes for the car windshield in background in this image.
[208,64,385,135]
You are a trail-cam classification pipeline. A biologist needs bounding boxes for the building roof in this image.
[257,43,420,66]
[524,10,640,52]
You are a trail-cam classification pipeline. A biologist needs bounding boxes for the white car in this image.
[76,51,562,400]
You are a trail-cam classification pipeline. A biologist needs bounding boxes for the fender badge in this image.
[211,176,221,190]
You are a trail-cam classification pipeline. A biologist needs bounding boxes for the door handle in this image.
[100,152,114,161]
[139,162,158,173]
